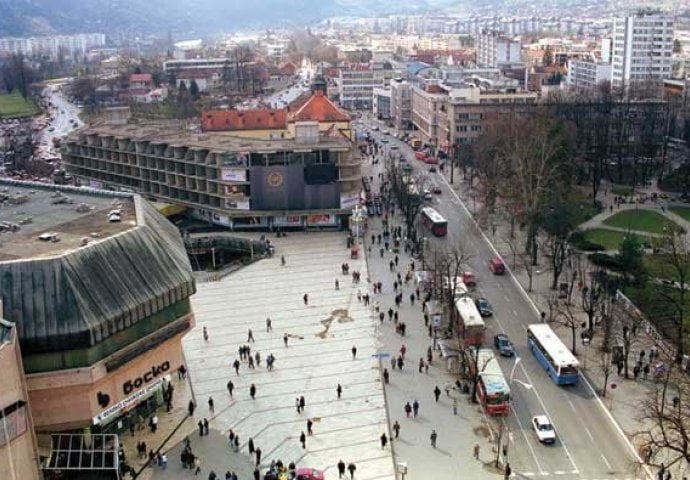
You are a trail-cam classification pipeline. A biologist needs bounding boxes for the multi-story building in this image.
[0,180,196,477]
[411,81,448,148]
[476,31,522,68]
[373,87,392,120]
[611,11,674,89]
[338,63,385,109]
[567,57,613,90]
[62,121,362,230]
[0,33,106,59]
[390,79,413,131]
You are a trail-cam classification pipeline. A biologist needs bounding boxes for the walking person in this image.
[195,419,201,437]
[284,333,289,347]
[303,293,309,305]
[203,326,209,342]
[335,279,340,290]
[430,430,437,448]
[380,432,388,449]
[400,344,407,359]
[337,384,343,399]
[347,463,356,480]
[226,380,234,397]
[393,420,400,438]
[337,460,346,478]
[233,359,240,375]
[299,431,306,449]
[208,397,214,414]
[266,317,272,332]
[247,328,255,342]
[434,386,441,403]
[249,383,256,400]
[404,402,412,418]
[413,400,419,417]
[383,368,389,384]
[307,418,313,435]
[188,400,196,417]
[504,463,512,480]
[299,396,305,412]
[474,443,481,459]
[248,438,255,455]
[453,398,458,415]
[255,448,261,466]
[352,345,357,359]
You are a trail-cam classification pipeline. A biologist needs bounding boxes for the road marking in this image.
[512,407,545,475]
[512,309,518,317]
[567,399,577,412]
[504,294,510,301]
[437,173,649,477]
[600,453,612,469]
[584,426,595,441]
[554,471,566,475]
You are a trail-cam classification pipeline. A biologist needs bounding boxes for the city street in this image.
[361,124,645,480]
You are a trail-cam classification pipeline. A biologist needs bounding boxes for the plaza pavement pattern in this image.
[183,232,396,480]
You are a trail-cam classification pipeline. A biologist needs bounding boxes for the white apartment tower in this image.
[476,31,522,68]
[611,11,674,89]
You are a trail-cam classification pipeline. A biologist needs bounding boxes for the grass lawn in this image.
[611,185,634,197]
[582,228,647,251]
[568,189,601,225]
[603,209,680,234]
[670,207,690,223]
[0,91,38,118]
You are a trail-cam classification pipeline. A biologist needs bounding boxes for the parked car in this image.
[475,297,493,317]
[489,256,506,275]
[494,333,514,356]
[532,415,556,444]
[295,468,325,480]
[431,184,442,194]
[462,271,476,287]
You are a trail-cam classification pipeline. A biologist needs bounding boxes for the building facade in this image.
[373,87,392,120]
[338,64,385,110]
[611,12,674,89]
[567,58,613,90]
[390,79,413,131]
[476,32,522,68]
[0,33,106,59]
[62,122,362,230]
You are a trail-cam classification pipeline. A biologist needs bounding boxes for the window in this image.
[0,401,28,447]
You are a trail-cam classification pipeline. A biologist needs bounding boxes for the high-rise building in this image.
[611,11,674,89]
[476,32,522,68]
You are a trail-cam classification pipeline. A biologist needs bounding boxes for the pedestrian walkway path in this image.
[176,232,395,480]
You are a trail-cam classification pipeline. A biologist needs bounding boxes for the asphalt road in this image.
[358,122,644,480]
[39,84,82,156]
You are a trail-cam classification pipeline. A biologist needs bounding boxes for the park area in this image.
[670,206,690,223]
[602,209,680,234]
[0,91,38,118]
[581,228,648,251]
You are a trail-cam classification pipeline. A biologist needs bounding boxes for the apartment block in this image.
[567,57,613,90]
[476,32,522,68]
[611,11,674,89]
[390,79,413,131]
[338,63,385,110]
[0,33,106,59]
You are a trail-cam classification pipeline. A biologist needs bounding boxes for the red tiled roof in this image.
[129,73,152,83]
[289,90,350,123]
[201,109,287,132]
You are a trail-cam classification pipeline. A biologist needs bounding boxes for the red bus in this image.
[470,348,511,415]
[421,207,447,237]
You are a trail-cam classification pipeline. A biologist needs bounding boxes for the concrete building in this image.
[62,121,362,230]
[411,81,447,148]
[567,57,613,90]
[0,180,196,476]
[338,63,385,110]
[476,32,522,68]
[0,33,106,59]
[390,78,413,131]
[612,11,674,89]
[373,87,392,120]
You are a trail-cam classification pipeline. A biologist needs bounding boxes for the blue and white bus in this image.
[527,324,579,385]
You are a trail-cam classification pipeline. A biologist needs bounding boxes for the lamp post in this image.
[497,357,532,468]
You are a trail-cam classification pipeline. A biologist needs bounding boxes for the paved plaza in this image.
[181,232,396,480]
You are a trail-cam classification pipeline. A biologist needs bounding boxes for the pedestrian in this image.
[338,459,346,478]
[208,396,214,414]
[658,464,666,480]
[248,355,255,369]
[248,328,255,342]
[434,386,441,402]
[388,308,394,321]
[255,351,261,367]
[394,255,399,266]
[307,418,313,435]
[296,397,301,413]
[253,468,260,480]
[419,357,424,373]
[393,420,400,438]
[233,359,240,375]
[400,344,407,359]
[379,312,385,323]
[203,326,209,341]
[303,293,309,305]
[430,430,437,448]
[233,434,239,452]
[300,396,305,412]
[453,398,458,415]
[228,430,235,447]
[383,368,389,384]
[161,453,167,469]
[352,345,357,359]
[248,437,255,454]
[151,413,158,433]
[474,443,480,459]
[335,279,340,290]
[347,463,356,480]
[300,431,306,449]
[380,432,388,449]
[391,356,396,370]
[410,293,415,306]
[404,402,412,418]
[198,420,204,436]
[397,355,404,370]
[643,363,650,380]
[255,447,261,466]
[284,332,289,346]
[203,418,209,435]
[617,361,624,376]
[188,400,196,417]
[337,384,343,399]
[634,364,641,380]
[194,456,201,475]
[504,463,512,480]
[250,383,256,399]
[266,317,272,332]
[412,400,419,417]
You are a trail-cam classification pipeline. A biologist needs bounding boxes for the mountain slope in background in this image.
[0,0,463,37]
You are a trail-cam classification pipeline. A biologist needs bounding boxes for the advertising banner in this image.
[340,191,361,209]
[306,214,336,226]
[224,198,250,210]
[221,167,247,182]
[274,215,303,227]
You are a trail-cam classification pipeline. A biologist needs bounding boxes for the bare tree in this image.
[636,364,690,467]
[551,299,581,355]
[598,350,614,398]
[613,302,645,379]
[431,241,474,327]
[656,232,690,361]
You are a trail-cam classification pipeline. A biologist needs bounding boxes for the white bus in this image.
[527,324,579,385]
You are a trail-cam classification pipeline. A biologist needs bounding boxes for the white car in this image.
[532,415,556,444]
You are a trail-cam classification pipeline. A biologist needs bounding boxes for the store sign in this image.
[93,377,165,426]
[306,214,335,226]
[122,361,170,395]
[221,167,247,182]
[274,215,302,227]
[224,199,250,210]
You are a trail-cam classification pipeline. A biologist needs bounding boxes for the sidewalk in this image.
[441,167,687,479]
[362,155,505,479]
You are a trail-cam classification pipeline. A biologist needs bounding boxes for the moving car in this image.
[475,297,493,317]
[489,256,506,275]
[532,415,556,444]
[494,333,514,356]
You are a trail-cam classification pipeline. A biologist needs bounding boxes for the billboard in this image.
[274,215,303,227]
[306,214,337,226]
[250,165,305,210]
[221,167,247,182]
[340,191,360,209]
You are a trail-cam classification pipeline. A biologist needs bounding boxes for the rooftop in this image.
[289,91,350,123]
[0,182,135,262]
[201,108,288,132]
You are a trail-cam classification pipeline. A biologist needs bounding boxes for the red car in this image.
[295,468,325,480]
[489,256,506,275]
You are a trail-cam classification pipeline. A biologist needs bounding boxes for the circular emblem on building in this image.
[267,172,284,187]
